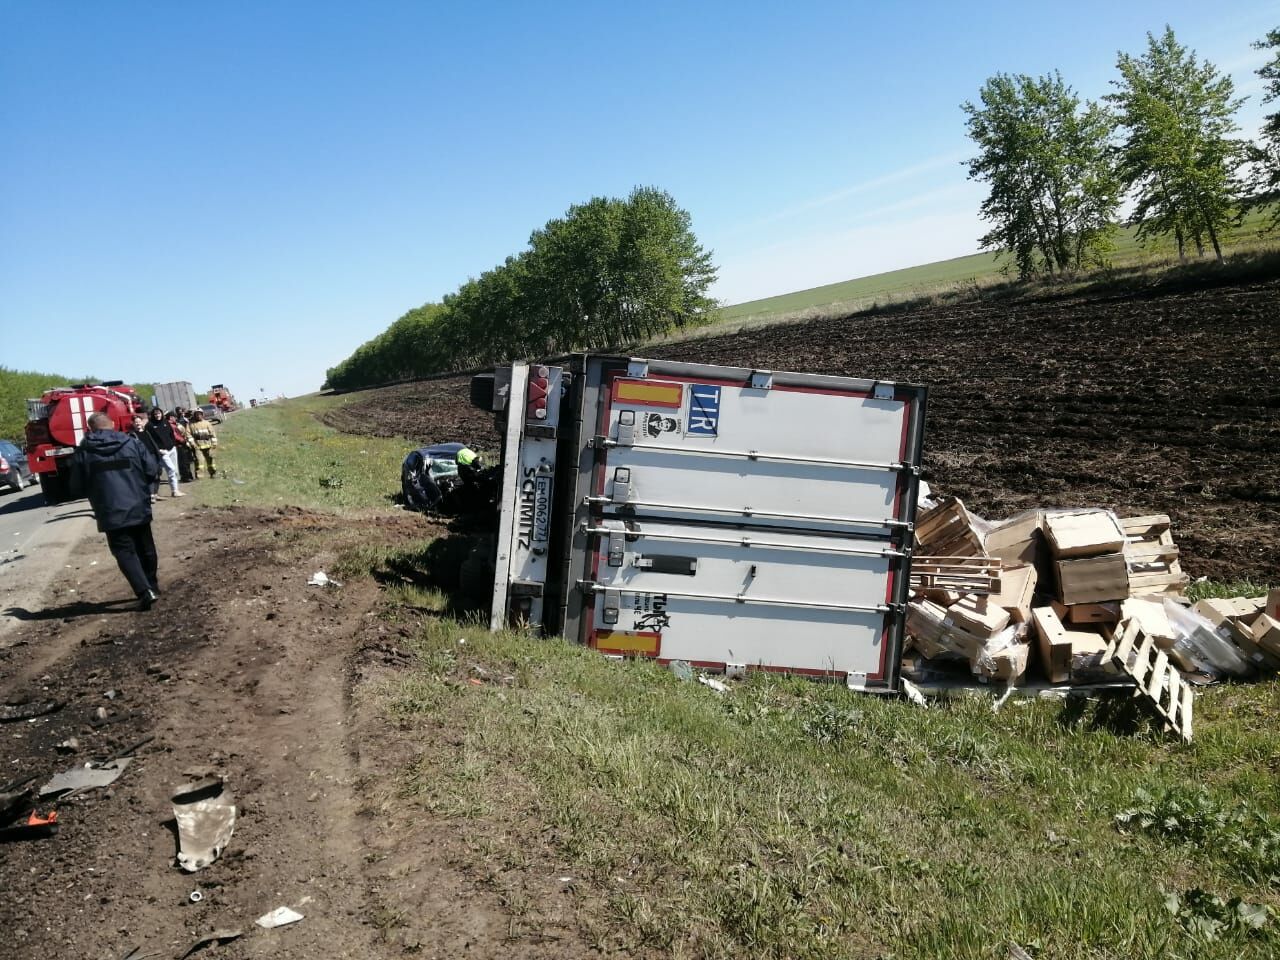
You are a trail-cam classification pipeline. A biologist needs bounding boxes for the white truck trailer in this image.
[472,355,927,692]
[153,380,197,413]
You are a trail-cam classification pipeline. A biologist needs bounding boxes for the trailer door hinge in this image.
[749,369,773,390]
[626,360,649,378]
[873,383,894,400]
[846,671,869,691]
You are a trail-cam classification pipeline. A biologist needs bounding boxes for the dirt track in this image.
[0,503,599,959]
[325,276,1280,582]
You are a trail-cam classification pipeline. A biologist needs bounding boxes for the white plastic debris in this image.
[900,677,928,708]
[306,571,342,588]
[256,906,304,929]
[697,676,729,694]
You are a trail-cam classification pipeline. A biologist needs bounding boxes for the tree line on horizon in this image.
[964,25,1280,278]
[323,187,717,391]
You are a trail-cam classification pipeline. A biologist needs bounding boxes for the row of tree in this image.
[324,188,717,390]
[964,26,1280,277]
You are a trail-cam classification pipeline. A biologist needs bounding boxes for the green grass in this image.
[190,385,1278,956]
[185,392,414,512]
[367,617,1280,959]
[704,209,1280,334]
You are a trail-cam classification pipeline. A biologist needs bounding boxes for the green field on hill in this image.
[713,209,1280,330]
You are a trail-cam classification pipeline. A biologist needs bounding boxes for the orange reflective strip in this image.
[594,631,661,655]
[613,379,683,409]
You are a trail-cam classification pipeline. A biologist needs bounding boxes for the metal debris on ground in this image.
[172,776,237,872]
[255,906,305,929]
[306,571,341,587]
[0,700,64,723]
[177,929,242,959]
[39,758,131,799]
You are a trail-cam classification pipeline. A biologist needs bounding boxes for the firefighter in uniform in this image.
[188,409,218,477]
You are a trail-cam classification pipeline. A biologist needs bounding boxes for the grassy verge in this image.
[363,613,1280,959]
[184,393,412,512]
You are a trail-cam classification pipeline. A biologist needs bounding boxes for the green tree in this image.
[962,72,1120,279]
[1247,27,1280,229]
[1108,26,1246,262]
[324,188,717,391]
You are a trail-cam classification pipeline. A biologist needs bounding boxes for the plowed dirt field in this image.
[323,277,1280,582]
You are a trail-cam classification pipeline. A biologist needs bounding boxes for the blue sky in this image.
[1,2,1275,399]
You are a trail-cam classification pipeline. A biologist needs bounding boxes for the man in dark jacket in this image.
[72,411,162,610]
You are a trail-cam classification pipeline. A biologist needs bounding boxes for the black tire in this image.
[469,373,495,411]
[457,535,496,613]
[38,471,71,505]
[8,468,24,492]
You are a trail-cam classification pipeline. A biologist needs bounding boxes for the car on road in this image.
[0,439,34,493]
[199,403,225,424]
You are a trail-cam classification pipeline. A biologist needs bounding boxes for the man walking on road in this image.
[145,406,185,497]
[72,411,162,610]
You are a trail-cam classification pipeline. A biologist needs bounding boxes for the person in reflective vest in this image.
[456,446,483,483]
[188,410,218,477]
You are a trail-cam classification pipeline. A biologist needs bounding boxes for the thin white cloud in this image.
[735,149,970,232]
[713,207,985,306]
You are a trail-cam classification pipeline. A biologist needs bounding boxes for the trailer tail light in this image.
[526,365,549,421]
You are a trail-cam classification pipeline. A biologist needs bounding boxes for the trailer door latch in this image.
[602,588,621,625]
[616,410,636,446]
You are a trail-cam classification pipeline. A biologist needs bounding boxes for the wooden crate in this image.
[1120,515,1189,597]
[1102,619,1194,742]
[915,497,985,557]
[910,556,1001,595]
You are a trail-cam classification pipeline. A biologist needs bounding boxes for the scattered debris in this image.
[306,571,341,587]
[255,905,304,929]
[172,777,236,872]
[668,660,693,681]
[0,700,64,723]
[899,677,928,708]
[188,889,204,903]
[0,809,58,842]
[39,758,131,800]
[177,929,242,959]
[55,737,80,754]
[1101,620,1193,742]
[697,676,729,694]
[901,495,1274,741]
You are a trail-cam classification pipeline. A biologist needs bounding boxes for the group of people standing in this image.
[71,405,222,610]
[130,406,219,499]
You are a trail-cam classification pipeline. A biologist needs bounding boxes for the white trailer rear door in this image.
[578,359,925,687]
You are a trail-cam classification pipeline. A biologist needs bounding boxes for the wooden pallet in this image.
[915,497,985,557]
[910,556,1001,595]
[1120,515,1189,597]
[1102,619,1194,742]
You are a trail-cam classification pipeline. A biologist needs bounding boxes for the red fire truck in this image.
[24,381,145,503]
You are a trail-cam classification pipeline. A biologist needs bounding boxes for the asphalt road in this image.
[0,482,97,645]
